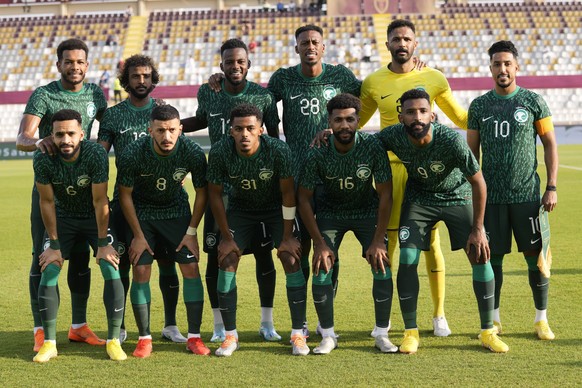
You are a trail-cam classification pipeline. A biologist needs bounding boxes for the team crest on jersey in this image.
[399,227,410,242]
[356,165,372,181]
[259,168,274,181]
[206,233,217,248]
[323,86,337,101]
[77,175,91,187]
[87,102,97,118]
[43,238,50,251]
[429,162,445,173]
[117,242,126,256]
[514,108,529,123]
[173,168,188,182]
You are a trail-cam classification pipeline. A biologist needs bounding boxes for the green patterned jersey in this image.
[24,80,107,139]
[267,64,361,175]
[207,135,293,212]
[196,81,280,145]
[117,135,207,220]
[33,140,109,219]
[300,131,392,220]
[376,123,479,206]
[468,87,551,204]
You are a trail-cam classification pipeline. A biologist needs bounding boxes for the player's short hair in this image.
[387,19,416,37]
[326,93,361,115]
[295,24,324,39]
[151,104,180,122]
[119,54,160,90]
[56,39,89,61]
[221,38,248,56]
[488,40,519,60]
[230,103,263,124]
[51,109,82,125]
[400,89,430,107]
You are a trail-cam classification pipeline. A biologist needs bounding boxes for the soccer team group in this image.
[16,19,558,363]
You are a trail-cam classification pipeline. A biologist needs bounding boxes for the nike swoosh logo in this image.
[114,307,124,312]
[53,182,63,185]
[78,270,91,276]
[430,269,443,273]
[380,94,392,100]
[483,294,494,299]
[261,242,272,248]
[375,297,390,303]
[30,274,41,277]
[219,307,229,311]
[119,128,132,134]
[531,238,541,244]
[401,161,410,164]
[40,308,48,311]
[290,94,302,100]
[186,254,196,259]
[209,113,221,117]
[140,174,153,177]
[325,176,338,180]
[169,285,179,288]
[292,300,305,304]
[399,296,412,301]
[537,282,549,287]
[261,269,275,276]
[229,174,241,179]
[482,116,494,122]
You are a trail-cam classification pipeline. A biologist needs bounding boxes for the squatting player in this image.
[207,103,308,357]
[467,40,558,340]
[376,89,509,354]
[181,38,282,343]
[118,105,210,358]
[297,94,396,355]
[98,54,187,344]
[16,38,108,351]
[33,109,125,363]
[359,19,469,337]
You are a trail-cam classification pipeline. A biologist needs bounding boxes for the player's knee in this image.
[220,253,239,271]
[133,264,152,282]
[179,262,199,278]
[279,252,300,273]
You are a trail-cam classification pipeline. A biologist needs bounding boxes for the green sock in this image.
[217,270,237,331]
[255,249,276,308]
[39,263,61,340]
[159,263,179,327]
[68,251,90,325]
[490,254,504,310]
[312,269,334,329]
[286,270,307,330]
[525,255,549,310]
[184,277,204,334]
[372,268,393,328]
[397,248,421,329]
[472,262,495,329]
[130,281,151,336]
[100,261,123,339]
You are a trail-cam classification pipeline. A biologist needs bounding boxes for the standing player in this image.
[297,94,396,354]
[16,38,108,351]
[467,40,558,340]
[33,109,125,362]
[117,105,209,358]
[376,89,508,353]
[358,19,469,337]
[98,54,187,344]
[207,104,308,357]
[181,38,282,342]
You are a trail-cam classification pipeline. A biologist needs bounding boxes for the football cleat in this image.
[161,325,187,343]
[210,324,226,343]
[259,322,282,342]
[33,328,45,352]
[432,316,452,337]
[290,334,310,356]
[375,335,398,353]
[68,324,106,346]
[480,328,509,353]
[316,323,339,338]
[493,321,503,335]
[119,329,128,344]
[187,337,211,356]
[106,338,127,361]
[313,336,338,355]
[399,329,420,354]
[215,335,239,357]
[534,321,555,340]
[33,342,57,363]
[133,338,153,358]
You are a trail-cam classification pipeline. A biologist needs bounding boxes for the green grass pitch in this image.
[0,145,580,386]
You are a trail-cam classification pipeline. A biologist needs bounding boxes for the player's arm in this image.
[16,114,58,155]
[180,116,208,133]
[36,181,63,271]
[297,185,335,275]
[435,88,468,130]
[277,177,300,260]
[208,182,241,260]
[465,170,489,263]
[176,184,208,258]
[119,184,153,265]
[92,181,119,269]
[538,122,558,212]
[366,180,393,274]
[466,129,481,161]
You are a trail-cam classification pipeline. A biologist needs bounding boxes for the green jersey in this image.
[33,140,109,218]
[468,87,551,204]
[117,136,207,221]
[207,135,293,212]
[376,123,479,206]
[300,132,392,220]
[196,81,280,145]
[267,63,361,175]
[24,80,107,139]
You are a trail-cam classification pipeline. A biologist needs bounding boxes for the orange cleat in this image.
[133,338,153,358]
[186,337,211,356]
[68,324,106,346]
[33,328,45,352]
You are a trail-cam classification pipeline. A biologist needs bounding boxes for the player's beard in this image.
[62,71,85,86]
[128,84,155,100]
[390,48,413,65]
[152,137,175,155]
[404,121,431,140]
[224,71,247,87]
[59,142,81,160]
[334,129,356,145]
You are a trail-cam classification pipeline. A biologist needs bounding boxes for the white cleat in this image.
[161,325,187,343]
[313,336,338,355]
[433,316,452,337]
[371,321,391,337]
[119,329,127,344]
[259,322,282,342]
[215,335,239,357]
[290,334,310,356]
[316,322,339,338]
[375,335,398,353]
[210,324,226,343]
